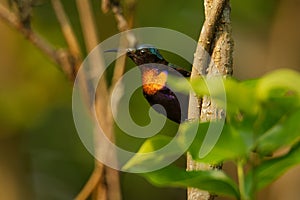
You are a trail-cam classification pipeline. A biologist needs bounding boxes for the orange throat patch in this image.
[142,69,167,95]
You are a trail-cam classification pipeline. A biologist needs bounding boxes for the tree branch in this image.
[0,3,77,79]
[75,163,105,200]
[191,0,227,76]
[103,0,137,90]
[74,1,109,199]
[187,0,233,200]
[0,3,58,65]
[51,0,82,60]
[75,1,123,200]
[51,0,84,80]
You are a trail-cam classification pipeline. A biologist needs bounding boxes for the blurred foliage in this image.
[0,30,70,134]
[125,69,300,199]
[231,0,277,27]
[26,105,94,200]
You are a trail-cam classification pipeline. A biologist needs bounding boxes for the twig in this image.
[75,0,99,52]
[104,3,137,199]
[75,163,105,200]
[102,1,138,200]
[102,0,127,31]
[102,0,137,46]
[75,1,122,200]
[51,0,82,60]
[109,0,137,89]
[0,3,60,65]
[104,0,137,95]
[0,2,77,79]
[51,0,84,80]
[101,0,110,13]
[237,159,246,200]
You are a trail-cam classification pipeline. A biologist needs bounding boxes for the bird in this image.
[107,45,191,123]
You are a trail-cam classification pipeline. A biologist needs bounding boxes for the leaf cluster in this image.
[124,69,300,199]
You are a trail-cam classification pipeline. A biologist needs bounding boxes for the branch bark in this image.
[0,4,61,67]
[75,0,137,199]
[51,0,82,60]
[187,0,233,199]
[74,1,122,200]
[0,2,79,80]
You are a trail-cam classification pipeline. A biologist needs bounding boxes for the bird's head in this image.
[126,45,168,66]
[104,44,167,65]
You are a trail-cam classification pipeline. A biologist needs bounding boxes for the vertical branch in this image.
[75,0,100,52]
[103,2,137,199]
[75,163,105,200]
[103,0,137,89]
[187,0,233,200]
[51,0,82,60]
[76,0,121,200]
[75,0,137,199]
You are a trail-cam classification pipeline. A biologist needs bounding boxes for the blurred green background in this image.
[0,0,300,199]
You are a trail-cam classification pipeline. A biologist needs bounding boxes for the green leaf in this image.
[124,120,249,171]
[188,122,248,164]
[167,74,194,95]
[143,165,240,198]
[255,109,300,155]
[252,70,300,135]
[245,143,300,194]
[122,122,198,172]
[122,135,176,172]
[224,78,258,115]
[169,75,260,116]
[256,69,300,104]
[190,77,259,115]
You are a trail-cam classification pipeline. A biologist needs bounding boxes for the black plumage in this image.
[126,46,190,123]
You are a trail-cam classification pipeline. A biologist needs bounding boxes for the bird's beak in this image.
[103,48,121,53]
[104,48,136,56]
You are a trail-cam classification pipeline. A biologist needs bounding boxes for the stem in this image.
[75,163,105,200]
[51,0,82,80]
[0,3,62,66]
[51,0,82,60]
[237,159,247,200]
[0,2,78,80]
[75,1,123,199]
[75,1,111,199]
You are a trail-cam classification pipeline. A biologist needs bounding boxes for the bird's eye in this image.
[140,49,146,54]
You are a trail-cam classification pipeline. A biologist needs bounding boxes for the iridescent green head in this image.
[126,45,168,66]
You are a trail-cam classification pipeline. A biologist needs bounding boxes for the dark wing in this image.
[168,63,191,77]
[143,86,188,123]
